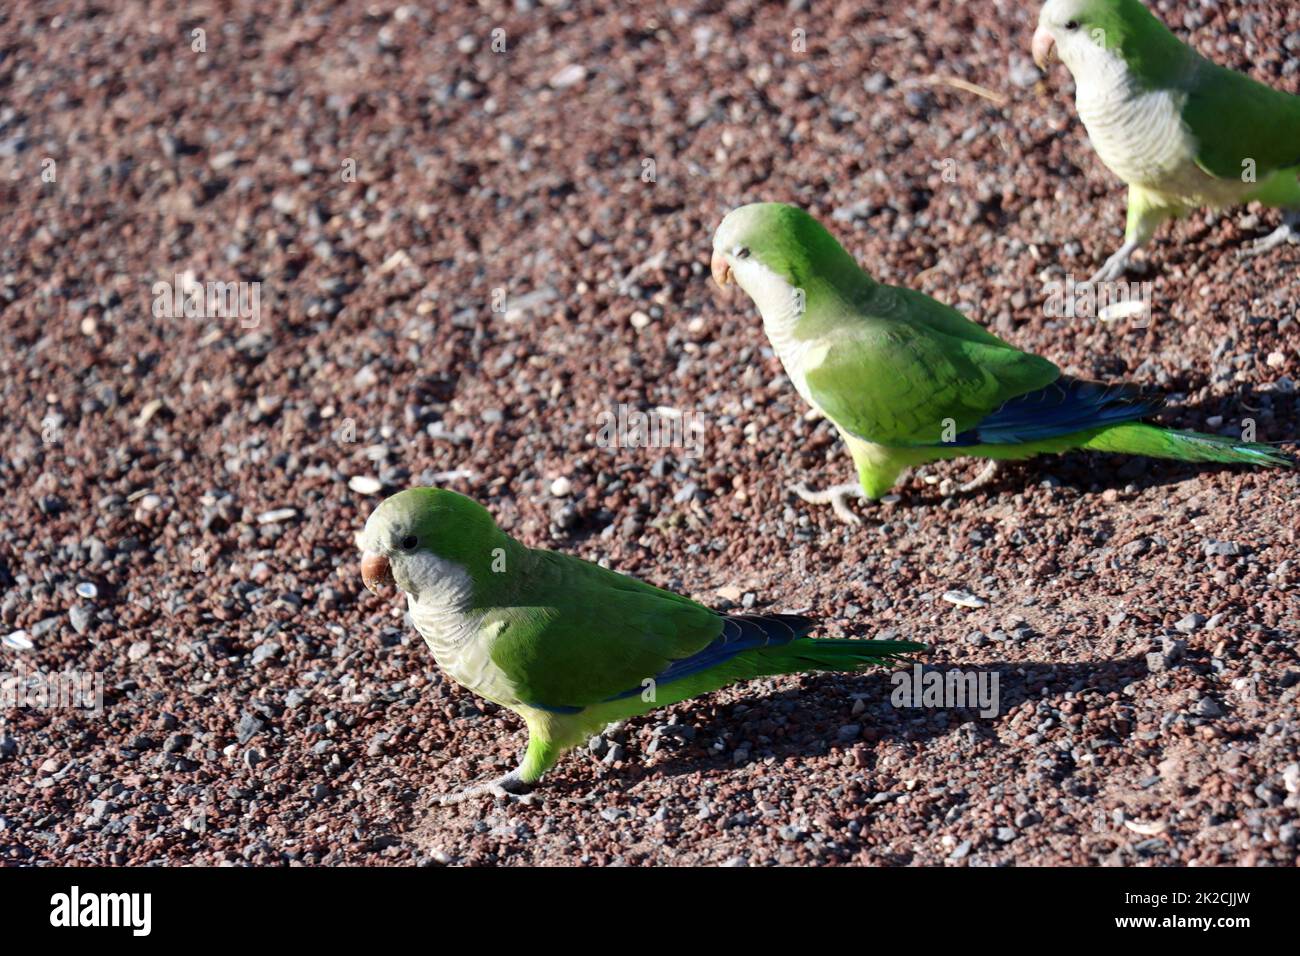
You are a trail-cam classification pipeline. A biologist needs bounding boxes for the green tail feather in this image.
[585,637,925,726]
[1081,423,1295,467]
[750,638,926,677]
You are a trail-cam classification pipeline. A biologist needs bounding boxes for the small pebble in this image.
[348,476,383,495]
[1194,697,1223,718]
[68,606,93,635]
[2,631,33,651]
[549,64,587,89]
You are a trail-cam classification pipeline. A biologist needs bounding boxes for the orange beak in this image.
[361,551,394,594]
[710,249,733,288]
[1032,26,1057,71]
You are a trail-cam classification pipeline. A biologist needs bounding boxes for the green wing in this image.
[485,551,722,709]
[1182,62,1300,180]
[802,284,1059,446]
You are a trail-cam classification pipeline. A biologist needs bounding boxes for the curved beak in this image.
[1032,26,1057,71]
[710,249,733,288]
[361,551,394,595]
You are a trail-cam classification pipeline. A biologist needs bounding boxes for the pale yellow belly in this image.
[408,598,522,708]
[1079,86,1251,207]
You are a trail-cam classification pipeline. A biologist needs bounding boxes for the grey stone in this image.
[236,713,265,744]
[68,605,94,635]
[1194,697,1223,718]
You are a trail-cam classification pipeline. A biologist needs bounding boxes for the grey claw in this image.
[789,481,866,526]
[1242,217,1299,258]
[957,460,1000,494]
[434,771,535,806]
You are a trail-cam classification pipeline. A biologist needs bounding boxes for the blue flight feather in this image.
[945,377,1161,446]
[601,614,813,702]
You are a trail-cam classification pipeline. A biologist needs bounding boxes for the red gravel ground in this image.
[0,0,1297,866]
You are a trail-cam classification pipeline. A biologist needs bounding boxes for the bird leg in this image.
[1242,211,1300,258]
[433,769,535,806]
[434,724,560,806]
[957,460,1001,494]
[1089,240,1140,283]
[789,481,867,526]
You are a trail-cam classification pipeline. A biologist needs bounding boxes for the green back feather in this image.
[1182,63,1300,180]
[484,550,723,709]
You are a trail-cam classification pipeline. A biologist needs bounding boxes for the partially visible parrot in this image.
[710,203,1292,525]
[358,488,923,802]
[1033,0,1300,280]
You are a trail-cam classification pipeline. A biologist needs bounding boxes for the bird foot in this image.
[957,460,1001,494]
[1088,241,1139,284]
[1242,214,1300,258]
[433,771,536,806]
[789,481,867,526]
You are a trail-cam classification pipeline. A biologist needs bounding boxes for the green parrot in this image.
[1033,0,1300,280]
[357,488,923,802]
[710,202,1292,524]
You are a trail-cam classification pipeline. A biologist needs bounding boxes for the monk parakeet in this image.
[711,203,1291,524]
[1033,0,1300,280]
[358,488,923,802]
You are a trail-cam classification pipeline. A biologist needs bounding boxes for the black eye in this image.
[400,535,418,551]
[1065,20,1079,30]
[736,247,750,259]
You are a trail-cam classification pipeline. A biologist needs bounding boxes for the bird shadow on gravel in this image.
[566,656,1152,792]
[943,441,1295,504]
[899,454,1216,506]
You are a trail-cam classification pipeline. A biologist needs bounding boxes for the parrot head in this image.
[711,203,864,321]
[1033,0,1138,73]
[357,488,500,600]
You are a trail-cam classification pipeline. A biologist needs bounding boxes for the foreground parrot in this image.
[1033,0,1300,280]
[710,202,1291,524]
[358,488,923,802]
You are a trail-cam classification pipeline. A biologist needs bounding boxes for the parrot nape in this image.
[710,202,1292,525]
[357,488,923,802]
[1033,0,1300,281]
